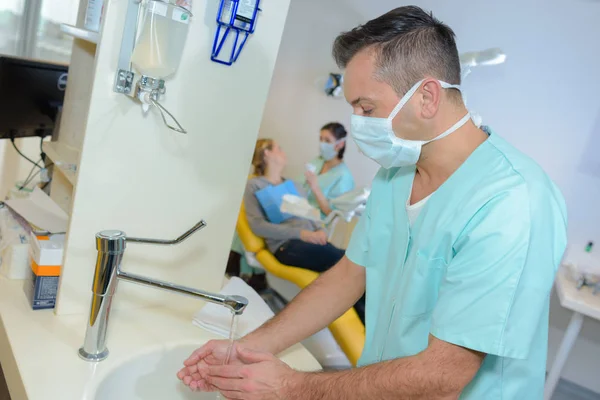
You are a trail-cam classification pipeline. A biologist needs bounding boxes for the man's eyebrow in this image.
[350,97,372,106]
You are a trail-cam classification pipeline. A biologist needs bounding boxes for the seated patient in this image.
[246,139,344,272]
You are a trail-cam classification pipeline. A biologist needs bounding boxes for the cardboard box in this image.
[25,245,62,310]
[25,269,59,310]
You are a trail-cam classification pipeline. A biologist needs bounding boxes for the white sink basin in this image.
[94,344,217,399]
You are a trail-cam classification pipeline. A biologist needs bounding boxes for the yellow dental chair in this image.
[235,202,366,366]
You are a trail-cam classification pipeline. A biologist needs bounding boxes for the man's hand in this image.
[300,230,328,245]
[205,346,301,400]
[200,336,483,400]
[177,340,243,392]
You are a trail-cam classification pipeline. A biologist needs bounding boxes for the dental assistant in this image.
[179,6,567,399]
[302,122,355,217]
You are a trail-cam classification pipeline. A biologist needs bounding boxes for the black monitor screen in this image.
[0,56,68,139]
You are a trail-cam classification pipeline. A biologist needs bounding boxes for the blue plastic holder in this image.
[212,0,261,66]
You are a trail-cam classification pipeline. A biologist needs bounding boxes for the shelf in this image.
[42,142,80,186]
[60,24,99,44]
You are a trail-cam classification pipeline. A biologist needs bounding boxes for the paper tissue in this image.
[279,194,322,222]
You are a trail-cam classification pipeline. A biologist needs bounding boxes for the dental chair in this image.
[235,202,366,367]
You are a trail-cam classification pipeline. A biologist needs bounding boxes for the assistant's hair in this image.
[332,6,461,96]
[252,138,274,176]
[321,122,347,159]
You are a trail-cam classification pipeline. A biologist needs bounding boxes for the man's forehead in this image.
[344,61,397,106]
[343,52,377,103]
[345,49,377,78]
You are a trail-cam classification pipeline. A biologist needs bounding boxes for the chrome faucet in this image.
[78,220,249,362]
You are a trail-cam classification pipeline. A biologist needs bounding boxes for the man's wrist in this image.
[238,333,276,354]
[284,370,309,400]
[237,335,260,350]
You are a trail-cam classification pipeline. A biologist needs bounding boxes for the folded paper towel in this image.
[280,194,322,222]
[193,277,274,338]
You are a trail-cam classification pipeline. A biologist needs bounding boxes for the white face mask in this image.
[350,79,475,169]
[319,139,345,161]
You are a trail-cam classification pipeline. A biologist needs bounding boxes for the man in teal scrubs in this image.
[179,6,567,399]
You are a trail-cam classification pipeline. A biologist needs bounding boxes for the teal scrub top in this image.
[346,130,567,399]
[301,157,355,216]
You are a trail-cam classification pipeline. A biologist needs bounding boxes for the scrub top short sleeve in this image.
[430,187,551,359]
[345,197,371,268]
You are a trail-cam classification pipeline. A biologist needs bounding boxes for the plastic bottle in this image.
[130,0,192,79]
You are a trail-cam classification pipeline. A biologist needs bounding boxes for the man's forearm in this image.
[241,257,365,355]
[294,361,454,400]
[289,339,482,400]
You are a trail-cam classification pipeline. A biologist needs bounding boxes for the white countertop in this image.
[0,277,321,400]
[555,268,600,320]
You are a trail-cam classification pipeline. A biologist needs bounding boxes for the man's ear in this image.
[420,79,442,119]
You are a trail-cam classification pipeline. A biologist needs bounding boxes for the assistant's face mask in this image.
[350,79,476,169]
[319,139,345,161]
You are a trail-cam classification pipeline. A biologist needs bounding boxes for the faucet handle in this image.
[126,220,207,246]
[96,230,127,252]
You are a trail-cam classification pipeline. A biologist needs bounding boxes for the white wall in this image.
[258,0,379,187]
[262,0,600,393]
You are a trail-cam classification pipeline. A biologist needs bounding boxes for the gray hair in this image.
[333,6,461,96]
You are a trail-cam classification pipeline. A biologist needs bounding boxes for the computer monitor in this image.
[0,56,68,139]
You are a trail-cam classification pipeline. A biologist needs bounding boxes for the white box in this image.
[29,234,65,266]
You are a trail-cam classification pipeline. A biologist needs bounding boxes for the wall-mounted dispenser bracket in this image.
[113,0,142,95]
[135,76,166,102]
[115,69,135,94]
[112,0,189,134]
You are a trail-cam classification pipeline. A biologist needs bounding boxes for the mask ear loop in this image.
[441,81,483,128]
[388,80,472,146]
[440,81,461,91]
[385,79,426,147]
[387,79,425,122]
[433,81,478,138]
[423,112,472,145]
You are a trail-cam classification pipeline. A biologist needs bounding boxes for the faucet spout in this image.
[78,221,248,362]
[116,269,248,315]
